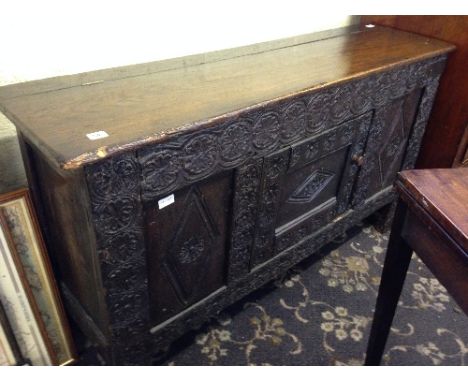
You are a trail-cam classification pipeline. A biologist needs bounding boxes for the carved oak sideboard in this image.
[0,26,454,365]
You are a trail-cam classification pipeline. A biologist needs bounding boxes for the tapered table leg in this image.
[364,199,413,365]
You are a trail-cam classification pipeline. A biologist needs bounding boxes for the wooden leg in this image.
[364,199,413,365]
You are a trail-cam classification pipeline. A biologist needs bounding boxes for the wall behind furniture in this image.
[0,1,356,193]
[361,15,468,169]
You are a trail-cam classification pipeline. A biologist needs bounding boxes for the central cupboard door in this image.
[250,112,372,268]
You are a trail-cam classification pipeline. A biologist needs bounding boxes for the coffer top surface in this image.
[0,25,454,170]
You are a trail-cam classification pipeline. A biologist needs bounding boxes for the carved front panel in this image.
[250,113,372,267]
[144,171,233,325]
[353,89,423,205]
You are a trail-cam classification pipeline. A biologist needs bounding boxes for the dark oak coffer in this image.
[0,26,454,365]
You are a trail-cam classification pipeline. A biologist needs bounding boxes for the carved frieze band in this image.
[85,153,150,365]
[138,56,446,201]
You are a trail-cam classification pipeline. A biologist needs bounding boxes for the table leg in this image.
[364,199,413,365]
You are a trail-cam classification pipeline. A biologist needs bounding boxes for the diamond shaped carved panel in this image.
[287,169,335,204]
[162,186,217,305]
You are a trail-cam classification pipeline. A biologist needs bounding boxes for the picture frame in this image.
[0,189,76,365]
[0,212,55,365]
[0,299,26,366]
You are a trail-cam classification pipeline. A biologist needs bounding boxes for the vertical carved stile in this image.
[85,153,151,365]
[227,159,263,282]
[251,149,290,268]
[336,113,373,213]
[401,77,441,170]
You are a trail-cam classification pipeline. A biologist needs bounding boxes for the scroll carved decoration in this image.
[86,153,150,365]
[139,57,445,201]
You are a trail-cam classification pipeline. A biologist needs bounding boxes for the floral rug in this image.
[159,223,468,366]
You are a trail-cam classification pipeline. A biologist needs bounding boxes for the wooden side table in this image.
[365,168,468,365]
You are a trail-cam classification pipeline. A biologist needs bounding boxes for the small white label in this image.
[86,131,109,140]
[158,194,175,209]
[365,24,375,28]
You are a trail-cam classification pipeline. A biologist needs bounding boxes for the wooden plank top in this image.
[0,25,455,170]
[397,168,468,251]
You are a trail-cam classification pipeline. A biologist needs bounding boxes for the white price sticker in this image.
[86,131,109,140]
[158,194,175,209]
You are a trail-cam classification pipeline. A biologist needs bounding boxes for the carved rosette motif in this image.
[140,148,180,195]
[138,57,446,201]
[252,111,281,152]
[281,100,307,142]
[177,237,205,264]
[85,153,150,365]
[183,135,218,178]
[219,120,253,165]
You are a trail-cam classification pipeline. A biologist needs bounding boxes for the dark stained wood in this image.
[397,168,468,250]
[5,27,452,364]
[272,113,372,257]
[365,168,468,365]
[361,16,468,168]
[400,207,468,315]
[364,200,413,366]
[144,171,234,325]
[18,140,111,342]
[0,26,454,170]
[453,124,468,167]
[352,88,422,205]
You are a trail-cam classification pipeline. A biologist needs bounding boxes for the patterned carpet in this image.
[77,222,468,366]
[156,223,468,366]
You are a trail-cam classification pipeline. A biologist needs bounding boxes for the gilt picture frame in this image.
[0,189,76,365]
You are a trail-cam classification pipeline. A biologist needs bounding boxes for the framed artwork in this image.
[0,299,26,366]
[0,212,55,365]
[0,189,76,365]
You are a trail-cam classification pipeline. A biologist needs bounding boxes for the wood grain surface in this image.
[0,26,454,170]
[397,168,468,250]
